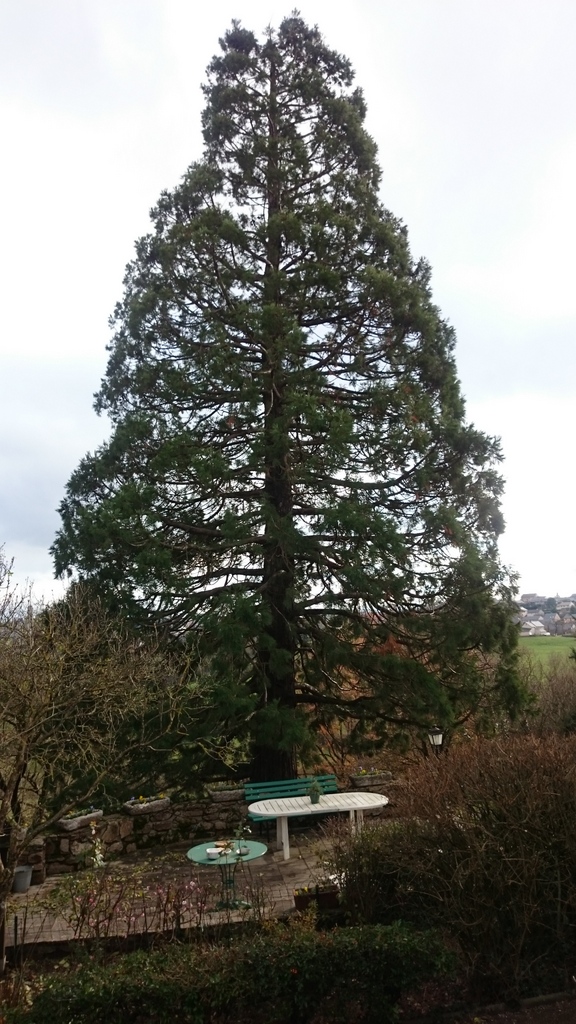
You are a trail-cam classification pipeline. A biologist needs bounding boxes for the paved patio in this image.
[5,827,332,949]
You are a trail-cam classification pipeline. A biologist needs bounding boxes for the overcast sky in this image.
[1,0,575,601]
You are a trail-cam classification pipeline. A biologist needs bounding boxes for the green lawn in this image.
[519,635,575,664]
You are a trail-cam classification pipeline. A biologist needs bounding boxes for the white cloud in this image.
[2,0,576,599]
[469,393,576,596]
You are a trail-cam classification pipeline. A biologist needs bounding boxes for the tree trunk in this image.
[250,744,297,782]
[252,50,297,782]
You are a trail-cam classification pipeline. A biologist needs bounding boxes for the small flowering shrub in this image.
[48,862,214,941]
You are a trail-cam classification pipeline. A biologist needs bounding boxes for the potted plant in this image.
[57,806,104,832]
[308,779,322,804]
[123,794,171,815]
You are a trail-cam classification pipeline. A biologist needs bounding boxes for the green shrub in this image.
[7,923,453,1024]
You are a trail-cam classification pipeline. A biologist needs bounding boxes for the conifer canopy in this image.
[53,16,520,779]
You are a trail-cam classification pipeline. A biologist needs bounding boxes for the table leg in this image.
[279,816,290,860]
[216,858,250,910]
[349,808,356,834]
[356,809,364,832]
[276,816,283,852]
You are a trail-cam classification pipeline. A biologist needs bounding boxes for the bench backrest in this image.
[244,774,338,803]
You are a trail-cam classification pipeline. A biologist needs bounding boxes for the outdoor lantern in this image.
[428,726,444,752]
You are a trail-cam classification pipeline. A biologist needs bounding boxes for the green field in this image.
[519,635,575,665]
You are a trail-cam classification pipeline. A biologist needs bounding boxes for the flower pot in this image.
[123,797,171,815]
[57,810,103,832]
[12,865,33,894]
[309,791,321,804]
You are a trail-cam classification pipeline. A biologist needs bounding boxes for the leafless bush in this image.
[519,652,576,734]
[327,734,576,1000]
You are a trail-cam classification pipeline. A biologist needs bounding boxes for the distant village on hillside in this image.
[517,594,576,636]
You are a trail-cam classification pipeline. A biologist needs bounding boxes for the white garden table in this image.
[247,791,389,861]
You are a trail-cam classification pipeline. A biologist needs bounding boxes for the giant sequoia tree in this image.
[53,17,520,779]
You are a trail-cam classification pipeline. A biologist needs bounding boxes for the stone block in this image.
[148,820,172,832]
[70,840,93,857]
[118,818,134,840]
[47,862,75,875]
[101,821,120,843]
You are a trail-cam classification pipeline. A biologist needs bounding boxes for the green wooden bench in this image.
[244,775,339,836]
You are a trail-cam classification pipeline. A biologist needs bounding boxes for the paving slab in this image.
[5,828,332,948]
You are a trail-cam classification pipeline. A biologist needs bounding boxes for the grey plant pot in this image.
[209,789,243,803]
[57,810,103,832]
[349,773,392,789]
[12,865,33,893]
[123,797,171,815]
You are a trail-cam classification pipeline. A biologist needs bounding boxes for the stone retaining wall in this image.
[33,791,246,879]
[24,781,394,882]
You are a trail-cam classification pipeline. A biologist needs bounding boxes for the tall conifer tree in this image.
[53,16,520,779]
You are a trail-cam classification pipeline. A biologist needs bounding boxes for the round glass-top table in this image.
[187,840,267,909]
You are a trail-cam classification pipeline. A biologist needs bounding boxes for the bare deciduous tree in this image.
[0,548,206,969]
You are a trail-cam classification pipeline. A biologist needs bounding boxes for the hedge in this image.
[7,922,454,1024]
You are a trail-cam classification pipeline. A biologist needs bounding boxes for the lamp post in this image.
[427,727,444,756]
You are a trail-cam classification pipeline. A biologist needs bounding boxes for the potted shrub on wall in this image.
[206,781,244,803]
[57,807,104,832]
[349,766,392,789]
[123,795,171,815]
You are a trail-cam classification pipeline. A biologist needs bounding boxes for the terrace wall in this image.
[23,779,393,883]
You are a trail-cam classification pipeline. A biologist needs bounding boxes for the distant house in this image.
[542,612,561,634]
[520,594,547,606]
[520,620,550,636]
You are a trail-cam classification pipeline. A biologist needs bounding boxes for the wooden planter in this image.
[123,797,171,815]
[316,887,340,910]
[294,891,316,911]
[294,886,340,912]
